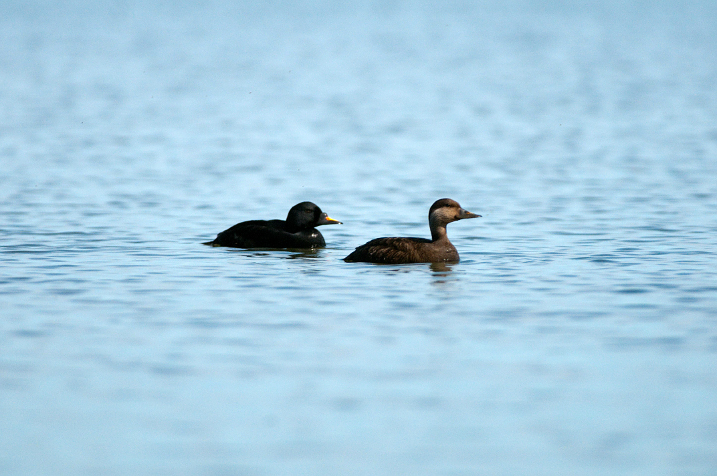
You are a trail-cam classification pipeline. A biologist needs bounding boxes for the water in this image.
[2,1,717,475]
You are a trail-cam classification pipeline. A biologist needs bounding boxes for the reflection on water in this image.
[217,248,324,259]
[429,262,453,274]
[284,249,323,259]
[429,262,455,285]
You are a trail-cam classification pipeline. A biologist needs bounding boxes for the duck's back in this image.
[344,237,457,264]
[206,220,325,248]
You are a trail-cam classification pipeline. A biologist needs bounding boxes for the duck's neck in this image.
[429,216,449,242]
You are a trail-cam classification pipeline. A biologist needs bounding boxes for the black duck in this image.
[204,201,341,249]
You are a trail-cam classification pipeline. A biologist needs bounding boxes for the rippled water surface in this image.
[2,1,717,475]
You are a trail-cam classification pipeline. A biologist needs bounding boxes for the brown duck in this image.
[344,198,480,264]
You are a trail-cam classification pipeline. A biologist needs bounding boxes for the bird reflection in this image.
[241,249,322,259]
[430,262,454,285]
[430,262,453,273]
[285,249,322,259]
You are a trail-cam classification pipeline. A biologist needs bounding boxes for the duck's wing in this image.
[206,220,297,248]
[344,237,430,264]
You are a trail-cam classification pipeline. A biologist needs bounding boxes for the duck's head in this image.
[287,201,342,231]
[428,198,481,228]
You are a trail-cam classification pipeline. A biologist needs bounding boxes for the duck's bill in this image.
[317,214,342,225]
[458,209,481,219]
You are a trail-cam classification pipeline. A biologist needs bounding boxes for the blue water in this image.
[2,1,717,475]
